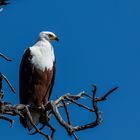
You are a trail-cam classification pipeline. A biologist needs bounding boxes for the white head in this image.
[39,31,59,42]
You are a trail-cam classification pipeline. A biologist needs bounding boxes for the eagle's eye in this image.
[48,34,53,38]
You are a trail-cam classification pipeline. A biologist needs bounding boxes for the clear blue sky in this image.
[0,0,140,140]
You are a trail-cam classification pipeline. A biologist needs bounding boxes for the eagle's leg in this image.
[25,106,52,140]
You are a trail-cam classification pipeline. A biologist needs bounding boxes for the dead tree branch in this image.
[0,73,16,93]
[0,82,118,140]
[0,53,12,61]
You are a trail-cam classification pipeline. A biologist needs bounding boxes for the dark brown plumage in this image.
[19,49,55,129]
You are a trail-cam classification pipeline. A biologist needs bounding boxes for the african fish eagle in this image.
[19,31,59,130]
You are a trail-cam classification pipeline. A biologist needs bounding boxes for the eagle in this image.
[19,31,59,130]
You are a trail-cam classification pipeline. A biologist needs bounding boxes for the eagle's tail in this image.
[27,110,40,130]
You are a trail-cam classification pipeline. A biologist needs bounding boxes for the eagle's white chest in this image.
[29,41,55,71]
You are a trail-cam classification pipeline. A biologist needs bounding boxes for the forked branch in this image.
[0,82,118,140]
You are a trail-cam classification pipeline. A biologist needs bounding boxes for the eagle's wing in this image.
[19,48,35,128]
[19,48,34,105]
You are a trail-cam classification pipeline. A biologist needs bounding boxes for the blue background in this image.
[0,0,140,140]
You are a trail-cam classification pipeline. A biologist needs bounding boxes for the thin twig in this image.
[46,122,56,139]
[0,114,14,127]
[102,86,119,99]
[0,85,118,139]
[0,73,16,93]
[66,97,95,112]
[30,124,46,135]
[61,100,79,140]
[61,100,71,125]
[0,53,12,61]
[95,86,119,102]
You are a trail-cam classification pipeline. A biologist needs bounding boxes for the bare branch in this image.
[0,73,16,94]
[94,86,119,102]
[0,85,118,140]
[61,100,79,140]
[65,96,95,112]
[0,114,14,127]
[61,100,71,125]
[0,53,12,61]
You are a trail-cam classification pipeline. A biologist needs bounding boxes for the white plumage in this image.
[30,40,55,71]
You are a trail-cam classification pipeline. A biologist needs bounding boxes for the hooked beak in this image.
[54,36,59,42]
